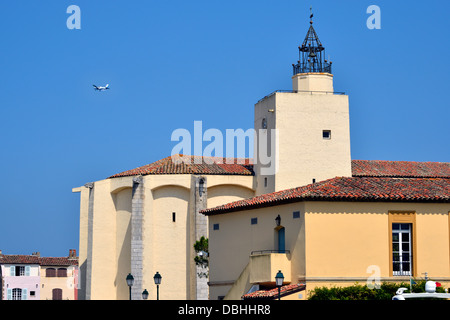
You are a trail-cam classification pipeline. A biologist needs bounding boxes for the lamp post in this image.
[126,273,134,300]
[154,272,162,300]
[142,289,149,300]
[275,270,284,301]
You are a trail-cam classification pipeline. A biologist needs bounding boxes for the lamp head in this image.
[154,271,162,285]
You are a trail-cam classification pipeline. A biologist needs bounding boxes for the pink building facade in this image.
[0,253,41,300]
[0,250,78,300]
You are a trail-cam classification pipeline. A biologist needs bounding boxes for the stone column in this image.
[131,175,144,300]
[194,176,209,300]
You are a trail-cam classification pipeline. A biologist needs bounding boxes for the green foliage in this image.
[308,280,446,300]
[194,237,209,278]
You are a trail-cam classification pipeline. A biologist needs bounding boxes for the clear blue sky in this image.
[0,0,448,257]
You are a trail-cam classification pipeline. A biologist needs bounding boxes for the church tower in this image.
[254,13,352,195]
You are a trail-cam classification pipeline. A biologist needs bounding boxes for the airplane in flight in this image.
[93,84,110,91]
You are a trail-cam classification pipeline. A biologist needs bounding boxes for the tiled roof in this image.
[39,257,78,266]
[352,160,450,178]
[0,254,78,266]
[0,255,40,264]
[108,155,254,178]
[242,283,306,300]
[202,176,450,215]
[108,156,450,180]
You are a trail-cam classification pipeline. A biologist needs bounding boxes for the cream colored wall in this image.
[74,173,255,300]
[208,184,254,209]
[112,188,132,300]
[275,91,351,190]
[89,179,119,299]
[292,73,334,92]
[145,184,191,300]
[208,201,450,300]
[72,186,89,299]
[254,75,351,194]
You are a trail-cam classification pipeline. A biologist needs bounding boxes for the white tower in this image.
[254,15,352,195]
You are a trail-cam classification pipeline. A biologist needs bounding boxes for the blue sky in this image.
[0,0,448,257]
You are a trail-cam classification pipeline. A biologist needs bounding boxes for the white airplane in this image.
[93,84,110,91]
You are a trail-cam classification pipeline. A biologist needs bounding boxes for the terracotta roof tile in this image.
[0,254,78,266]
[0,255,40,264]
[242,283,306,300]
[109,157,449,179]
[352,160,450,178]
[202,176,450,215]
[39,257,78,266]
[108,155,254,178]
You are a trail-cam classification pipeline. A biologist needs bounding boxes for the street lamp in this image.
[126,273,134,300]
[142,289,149,300]
[275,270,284,300]
[154,272,162,300]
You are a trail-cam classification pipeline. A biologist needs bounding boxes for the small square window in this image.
[293,211,300,219]
[251,218,258,225]
[213,223,220,230]
[323,130,331,139]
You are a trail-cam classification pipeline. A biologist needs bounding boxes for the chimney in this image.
[32,252,40,257]
[69,249,77,259]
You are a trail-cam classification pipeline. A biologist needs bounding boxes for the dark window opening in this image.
[46,268,56,277]
[323,130,331,139]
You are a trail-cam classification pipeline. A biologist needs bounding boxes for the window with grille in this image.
[392,223,412,276]
[15,266,25,276]
[7,288,27,300]
[12,288,22,300]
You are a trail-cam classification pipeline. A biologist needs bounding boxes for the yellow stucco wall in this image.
[40,266,78,300]
[208,201,450,300]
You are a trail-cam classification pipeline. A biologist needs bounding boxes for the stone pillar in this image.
[131,175,144,300]
[194,176,209,300]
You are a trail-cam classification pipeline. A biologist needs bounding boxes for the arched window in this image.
[46,268,56,277]
[12,288,22,300]
[8,288,27,300]
[57,268,67,277]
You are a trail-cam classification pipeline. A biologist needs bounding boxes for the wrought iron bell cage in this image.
[293,19,332,75]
